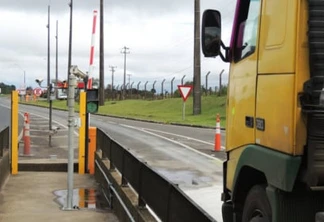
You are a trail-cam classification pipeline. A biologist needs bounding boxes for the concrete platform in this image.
[0,172,119,222]
[0,113,119,222]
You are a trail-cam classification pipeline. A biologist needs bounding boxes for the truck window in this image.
[235,0,261,61]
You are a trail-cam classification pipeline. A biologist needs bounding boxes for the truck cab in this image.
[202,0,324,221]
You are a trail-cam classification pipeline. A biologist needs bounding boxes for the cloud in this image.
[0,0,236,91]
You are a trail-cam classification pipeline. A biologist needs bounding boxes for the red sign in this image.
[177,85,193,102]
[33,87,42,96]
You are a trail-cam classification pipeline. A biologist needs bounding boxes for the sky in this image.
[0,0,236,93]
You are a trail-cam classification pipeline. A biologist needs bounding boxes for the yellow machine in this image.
[202,0,324,221]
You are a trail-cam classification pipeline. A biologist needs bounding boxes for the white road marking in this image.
[22,112,79,136]
[120,124,223,164]
[143,127,226,150]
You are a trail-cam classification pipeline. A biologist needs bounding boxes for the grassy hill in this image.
[23,95,227,127]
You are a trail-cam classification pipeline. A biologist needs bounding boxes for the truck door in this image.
[226,0,261,150]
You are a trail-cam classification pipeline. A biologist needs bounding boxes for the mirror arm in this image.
[220,41,230,62]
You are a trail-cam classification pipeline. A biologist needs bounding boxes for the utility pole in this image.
[109,66,116,100]
[193,0,201,115]
[67,0,73,83]
[121,46,130,99]
[219,69,224,96]
[55,20,58,99]
[205,71,211,96]
[99,0,105,105]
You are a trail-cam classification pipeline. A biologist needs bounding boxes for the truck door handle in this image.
[245,116,254,128]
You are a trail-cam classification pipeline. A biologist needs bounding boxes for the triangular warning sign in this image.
[178,85,193,102]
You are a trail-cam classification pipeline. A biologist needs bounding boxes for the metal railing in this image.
[96,128,216,222]
[0,127,9,157]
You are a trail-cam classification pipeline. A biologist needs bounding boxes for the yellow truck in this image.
[202,0,324,221]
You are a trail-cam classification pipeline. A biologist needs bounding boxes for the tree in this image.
[0,82,16,94]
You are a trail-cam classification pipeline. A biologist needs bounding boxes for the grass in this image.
[22,95,227,127]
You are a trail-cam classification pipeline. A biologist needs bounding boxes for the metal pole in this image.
[56,20,59,99]
[205,71,210,96]
[193,0,201,115]
[181,75,186,85]
[144,81,148,98]
[137,81,141,91]
[47,5,51,102]
[130,81,134,98]
[99,0,105,105]
[109,66,116,100]
[112,69,114,100]
[47,5,52,146]
[218,69,224,96]
[171,77,175,98]
[182,102,185,120]
[153,80,157,99]
[123,49,126,98]
[161,79,165,98]
[137,81,141,98]
[24,71,26,88]
[66,74,76,210]
[121,46,130,99]
[67,0,73,83]
[84,77,89,173]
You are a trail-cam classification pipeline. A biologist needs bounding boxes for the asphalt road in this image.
[0,98,23,138]
[0,104,10,131]
[0,97,226,221]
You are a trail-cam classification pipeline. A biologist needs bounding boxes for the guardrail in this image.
[96,128,215,222]
[0,127,9,157]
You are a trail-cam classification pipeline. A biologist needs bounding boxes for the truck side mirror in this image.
[202,10,222,57]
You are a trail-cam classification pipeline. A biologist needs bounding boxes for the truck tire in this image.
[242,185,272,222]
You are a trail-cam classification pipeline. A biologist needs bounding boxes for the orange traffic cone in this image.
[23,113,31,155]
[214,114,221,152]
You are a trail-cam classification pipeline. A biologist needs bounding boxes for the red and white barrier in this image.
[23,113,31,155]
[214,114,221,152]
[87,10,98,89]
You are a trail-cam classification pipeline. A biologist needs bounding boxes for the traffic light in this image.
[86,89,99,113]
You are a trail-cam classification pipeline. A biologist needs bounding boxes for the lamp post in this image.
[14,64,26,89]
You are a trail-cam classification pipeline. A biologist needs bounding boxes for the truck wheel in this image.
[242,185,272,222]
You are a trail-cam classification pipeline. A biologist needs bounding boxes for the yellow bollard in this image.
[78,92,86,174]
[88,127,97,174]
[11,91,18,174]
